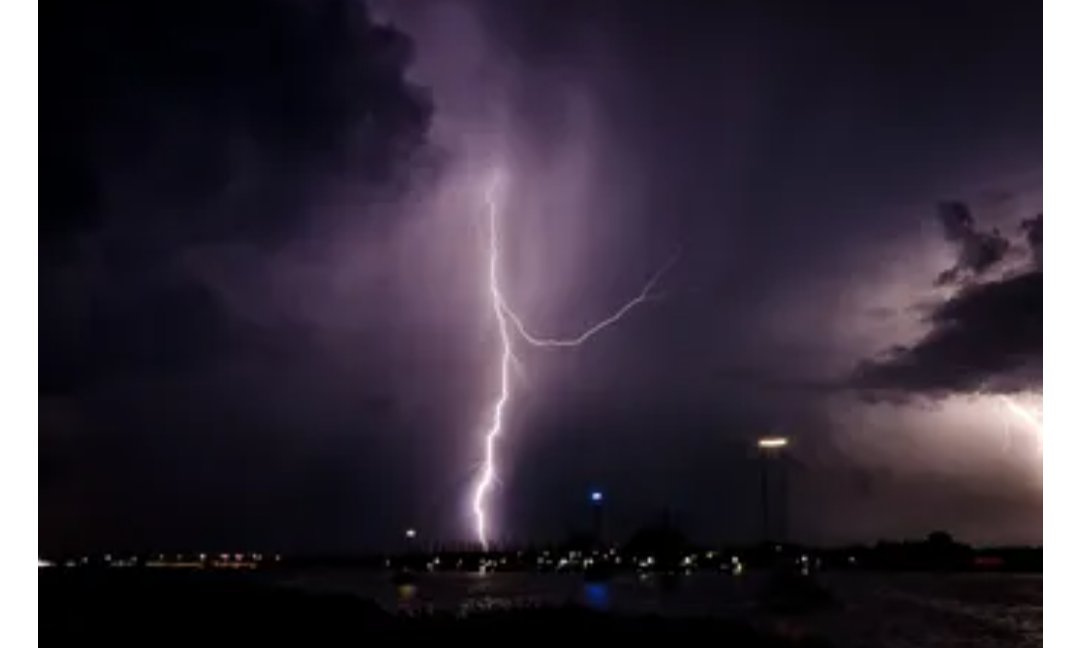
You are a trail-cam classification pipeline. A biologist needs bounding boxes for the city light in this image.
[757,436,789,449]
[405,528,417,539]
[591,491,604,503]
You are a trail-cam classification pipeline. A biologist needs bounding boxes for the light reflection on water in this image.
[285,571,1041,648]
[582,583,611,611]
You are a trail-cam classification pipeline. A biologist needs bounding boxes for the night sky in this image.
[40,0,1042,554]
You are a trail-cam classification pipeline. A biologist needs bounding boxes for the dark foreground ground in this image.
[40,569,829,646]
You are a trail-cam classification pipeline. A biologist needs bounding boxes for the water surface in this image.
[281,570,1041,648]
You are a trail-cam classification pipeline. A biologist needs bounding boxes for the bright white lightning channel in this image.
[470,171,675,550]
[998,394,1044,451]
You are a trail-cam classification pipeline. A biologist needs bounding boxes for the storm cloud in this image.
[40,0,437,552]
[41,0,433,397]
[41,0,1043,551]
[852,203,1042,399]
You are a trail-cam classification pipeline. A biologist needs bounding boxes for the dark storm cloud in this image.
[40,0,435,552]
[852,204,1042,399]
[853,270,1042,397]
[934,202,1011,286]
[1021,213,1043,266]
[40,276,229,395]
[41,0,432,395]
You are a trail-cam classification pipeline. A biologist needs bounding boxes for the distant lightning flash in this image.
[470,170,675,550]
[998,395,1044,450]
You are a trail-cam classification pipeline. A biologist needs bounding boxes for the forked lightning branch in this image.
[469,169,676,550]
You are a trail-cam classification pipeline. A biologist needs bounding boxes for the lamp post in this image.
[756,437,789,547]
[590,491,605,549]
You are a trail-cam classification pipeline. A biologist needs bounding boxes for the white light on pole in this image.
[755,436,790,547]
[757,436,789,449]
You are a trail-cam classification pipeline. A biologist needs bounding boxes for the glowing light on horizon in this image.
[470,168,674,550]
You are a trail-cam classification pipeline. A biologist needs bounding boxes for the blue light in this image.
[583,583,611,610]
[591,491,604,503]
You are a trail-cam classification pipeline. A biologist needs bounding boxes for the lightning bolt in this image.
[470,169,675,550]
[501,255,678,348]
[998,395,1043,448]
[470,171,517,552]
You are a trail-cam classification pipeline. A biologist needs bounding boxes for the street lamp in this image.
[757,437,789,450]
[590,491,605,548]
[756,437,790,546]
